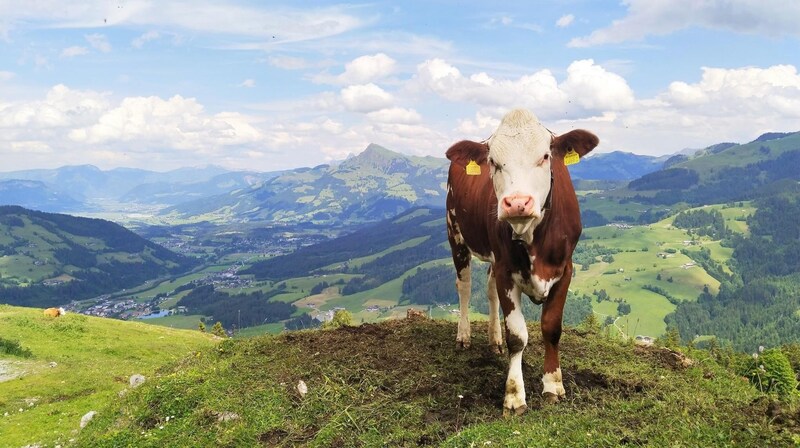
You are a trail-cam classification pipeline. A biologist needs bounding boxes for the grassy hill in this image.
[0,206,198,307]
[74,317,798,446]
[0,305,216,447]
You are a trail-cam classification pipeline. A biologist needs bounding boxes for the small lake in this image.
[137,310,171,319]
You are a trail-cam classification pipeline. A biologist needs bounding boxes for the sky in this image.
[1,0,799,173]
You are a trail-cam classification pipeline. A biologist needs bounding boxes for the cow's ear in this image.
[446,140,489,165]
[552,129,599,159]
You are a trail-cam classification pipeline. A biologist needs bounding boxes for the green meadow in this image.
[0,305,216,447]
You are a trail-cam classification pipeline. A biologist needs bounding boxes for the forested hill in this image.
[627,131,800,205]
[0,206,198,307]
[667,185,800,351]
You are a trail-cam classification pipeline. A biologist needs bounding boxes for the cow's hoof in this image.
[456,339,471,349]
[491,344,503,355]
[542,392,560,404]
[503,404,528,417]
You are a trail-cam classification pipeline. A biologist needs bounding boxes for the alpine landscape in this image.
[2,2,800,447]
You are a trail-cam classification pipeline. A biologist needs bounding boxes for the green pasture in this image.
[0,305,216,448]
[143,314,208,330]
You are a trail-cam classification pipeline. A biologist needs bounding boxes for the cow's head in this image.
[487,109,598,239]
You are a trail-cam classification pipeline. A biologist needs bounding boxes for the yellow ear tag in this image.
[465,160,481,175]
[564,148,580,166]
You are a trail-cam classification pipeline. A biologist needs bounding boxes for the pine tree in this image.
[211,321,227,337]
[198,322,206,333]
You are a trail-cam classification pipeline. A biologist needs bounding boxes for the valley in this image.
[1,131,799,350]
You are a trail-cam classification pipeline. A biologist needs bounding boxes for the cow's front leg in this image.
[487,265,503,354]
[499,280,528,415]
[540,264,571,403]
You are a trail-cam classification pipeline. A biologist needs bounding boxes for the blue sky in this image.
[1,0,799,172]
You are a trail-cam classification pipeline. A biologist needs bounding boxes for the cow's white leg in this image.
[456,264,472,348]
[503,285,528,415]
[487,266,503,354]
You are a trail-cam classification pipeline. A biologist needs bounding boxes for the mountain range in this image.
[1,131,798,226]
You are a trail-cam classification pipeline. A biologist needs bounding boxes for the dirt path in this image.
[0,360,24,382]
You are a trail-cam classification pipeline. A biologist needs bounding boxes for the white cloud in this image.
[556,14,574,28]
[569,0,800,47]
[60,46,89,58]
[85,33,111,52]
[132,30,160,48]
[69,95,263,150]
[366,107,421,124]
[239,79,256,88]
[0,71,14,81]
[560,59,635,111]
[340,83,394,113]
[315,53,396,85]
[0,1,363,45]
[415,58,633,119]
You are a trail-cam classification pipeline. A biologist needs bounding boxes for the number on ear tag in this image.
[564,148,580,166]
[466,160,481,175]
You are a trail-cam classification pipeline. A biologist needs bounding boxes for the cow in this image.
[445,108,598,415]
[43,307,66,318]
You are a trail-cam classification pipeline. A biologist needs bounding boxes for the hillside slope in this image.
[76,317,796,447]
[0,206,198,307]
[163,144,450,226]
[0,305,216,447]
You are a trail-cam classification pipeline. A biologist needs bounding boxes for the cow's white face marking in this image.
[542,368,565,397]
[487,109,552,238]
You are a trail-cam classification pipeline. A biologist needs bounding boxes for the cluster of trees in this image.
[667,191,800,351]
[572,244,620,270]
[401,265,457,305]
[177,284,296,329]
[672,209,728,239]
[340,238,449,295]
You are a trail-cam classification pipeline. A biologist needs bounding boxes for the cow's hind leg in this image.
[499,280,528,415]
[487,265,503,354]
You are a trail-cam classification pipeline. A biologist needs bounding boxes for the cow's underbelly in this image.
[511,272,561,304]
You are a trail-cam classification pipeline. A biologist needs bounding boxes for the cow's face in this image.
[487,109,553,237]
[486,109,599,239]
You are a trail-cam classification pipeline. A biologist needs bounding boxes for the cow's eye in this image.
[543,153,550,161]
[489,158,502,172]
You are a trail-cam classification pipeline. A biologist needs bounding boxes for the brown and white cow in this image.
[445,108,598,415]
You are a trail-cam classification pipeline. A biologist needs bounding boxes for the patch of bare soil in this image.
[0,360,24,382]
[633,345,694,370]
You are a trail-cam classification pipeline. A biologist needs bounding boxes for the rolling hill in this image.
[0,206,198,308]
[627,131,800,206]
[0,305,216,448]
